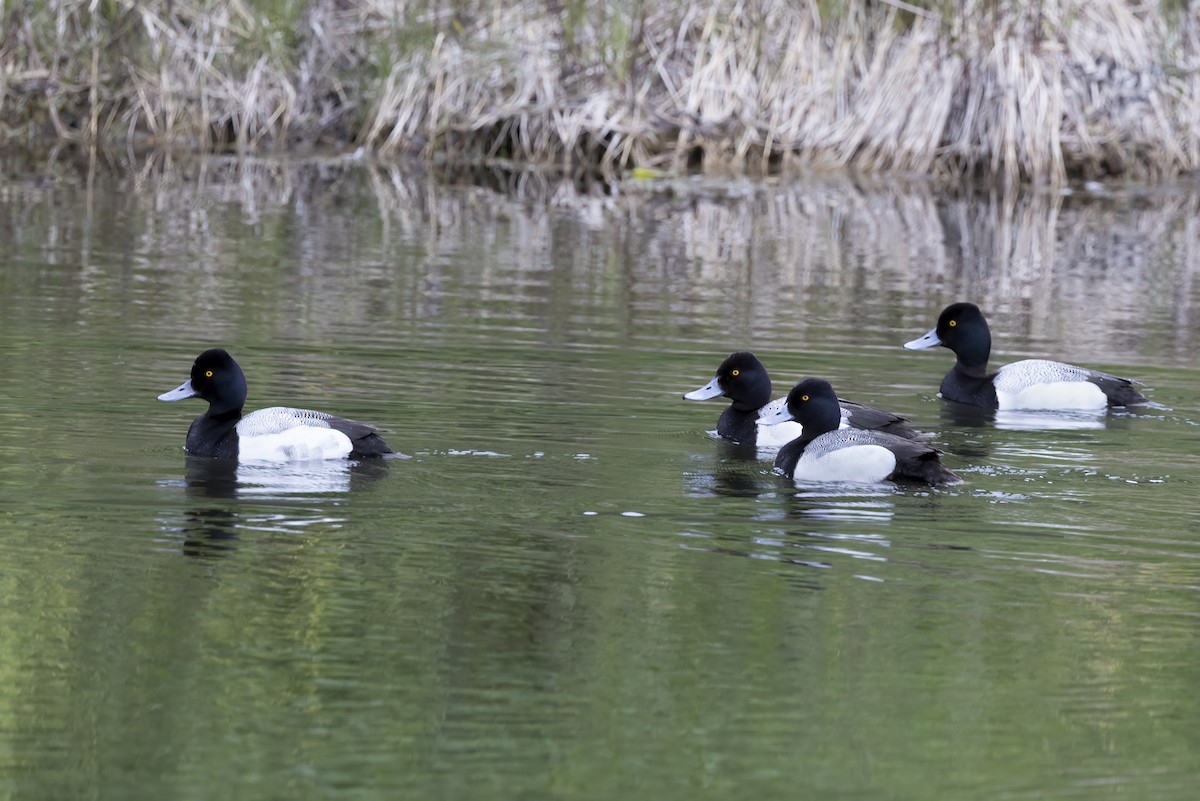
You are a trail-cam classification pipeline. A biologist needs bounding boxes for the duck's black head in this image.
[785,377,842,437]
[683,351,773,411]
[158,348,248,416]
[906,302,993,373]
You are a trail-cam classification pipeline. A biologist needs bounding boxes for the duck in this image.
[759,378,962,486]
[903,302,1148,410]
[158,348,393,461]
[683,351,920,447]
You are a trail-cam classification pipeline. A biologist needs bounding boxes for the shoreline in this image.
[4,0,1199,185]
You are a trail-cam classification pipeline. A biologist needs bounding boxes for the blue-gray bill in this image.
[157,380,199,402]
[756,399,794,426]
[903,328,941,350]
[683,378,724,401]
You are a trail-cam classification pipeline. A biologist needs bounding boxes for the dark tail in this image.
[919,457,962,487]
[895,452,962,487]
[350,432,393,459]
[1106,383,1149,407]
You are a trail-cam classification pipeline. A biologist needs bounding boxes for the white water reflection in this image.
[993,409,1108,430]
[232,460,354,495]
[151,457,392,556]
[936,402,1112,431]
[155,456,394,499]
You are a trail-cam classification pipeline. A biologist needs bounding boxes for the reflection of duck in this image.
[182,456,240,498]
[713,437,760,464]
[761,378,962,487]
[933,402,995,461]
[182,455,390,499]
[684,351,919,448]
[683,441,769,498]
[904,302,1149,410]
[993,410,1106,431]
[766,483,898,570]
[158,349,394,460]
[179,507,241,558]
[938,398,995,429]
[164,457,391,558]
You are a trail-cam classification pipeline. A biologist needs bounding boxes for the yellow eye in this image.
[731,369,740,377]
[801,394,809,401]
[948,319,957,327]
[205,370,213,378]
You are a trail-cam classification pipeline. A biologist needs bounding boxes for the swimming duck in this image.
[684,351,919,447]
[759,378,962,486]
[903,302,1148,410]
[158,349,393,461]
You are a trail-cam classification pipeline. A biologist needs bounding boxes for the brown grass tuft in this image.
[2,0,1199,184]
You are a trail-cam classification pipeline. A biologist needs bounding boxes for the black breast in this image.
[185,415,240,458]
[940,368,999,409]
[716,406,758,443]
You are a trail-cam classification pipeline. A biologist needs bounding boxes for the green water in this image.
[0,160,1198,800]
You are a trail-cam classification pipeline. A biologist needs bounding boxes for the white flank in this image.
[754,419,804,449]
[236,407,354,461]
[793,444,897,484]
[994,361,1107,410]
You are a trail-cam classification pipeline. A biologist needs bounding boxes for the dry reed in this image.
[2,0,1198,184]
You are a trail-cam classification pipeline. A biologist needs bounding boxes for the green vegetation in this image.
[2,0,1198,184]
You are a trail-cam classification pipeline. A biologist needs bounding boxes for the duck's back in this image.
[838,399,922,439]
[994,359,1146,409]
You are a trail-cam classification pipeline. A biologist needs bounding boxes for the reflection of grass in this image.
[3,1,1199,184]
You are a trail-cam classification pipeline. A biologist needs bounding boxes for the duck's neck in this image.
[953,327,992,377]
[729,381,771,412]
[798,403,841,438]
[774,436,811,477]
[955,358,991,379]
[206,404,244,421]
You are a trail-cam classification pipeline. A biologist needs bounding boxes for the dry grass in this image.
[2,0,1198,184]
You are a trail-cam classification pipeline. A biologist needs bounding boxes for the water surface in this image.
[0,158,1198,800]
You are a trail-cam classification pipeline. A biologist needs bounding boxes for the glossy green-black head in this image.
[683,351,772,411]
[157,348,248,415]
[784,377,842,437]
[904,302,992,370]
